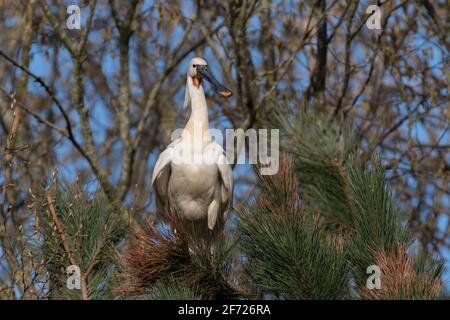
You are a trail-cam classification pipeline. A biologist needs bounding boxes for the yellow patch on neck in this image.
[192,77,201,88]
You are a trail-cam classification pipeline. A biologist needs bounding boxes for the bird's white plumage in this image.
[151,57,233,245]
[151,138,179,214]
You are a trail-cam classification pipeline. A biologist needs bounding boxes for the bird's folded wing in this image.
[151,139,179,213]
[215,145,233,223]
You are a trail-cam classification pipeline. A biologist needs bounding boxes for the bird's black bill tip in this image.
[197,65,233,98]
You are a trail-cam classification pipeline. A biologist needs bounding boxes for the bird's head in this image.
[187,57,233,97]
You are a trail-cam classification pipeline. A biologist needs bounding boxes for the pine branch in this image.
[38,184,123,299]
[270,106,444,299]
[237,154,349,299]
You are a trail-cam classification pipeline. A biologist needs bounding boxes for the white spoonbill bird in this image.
[151,57,234,246]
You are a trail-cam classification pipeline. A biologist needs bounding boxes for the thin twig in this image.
[46,191,89,300]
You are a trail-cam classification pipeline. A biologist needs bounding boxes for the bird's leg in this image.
[209,243,216,256]
[207,229,216,257]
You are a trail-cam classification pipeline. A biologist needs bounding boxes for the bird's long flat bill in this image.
[197,65,233,97]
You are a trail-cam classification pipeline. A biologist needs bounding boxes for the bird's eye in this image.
[193,64,197,68]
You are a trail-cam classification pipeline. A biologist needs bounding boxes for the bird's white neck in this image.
[184,76,211,143]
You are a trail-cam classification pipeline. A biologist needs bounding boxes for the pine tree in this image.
[23,107,443,300]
